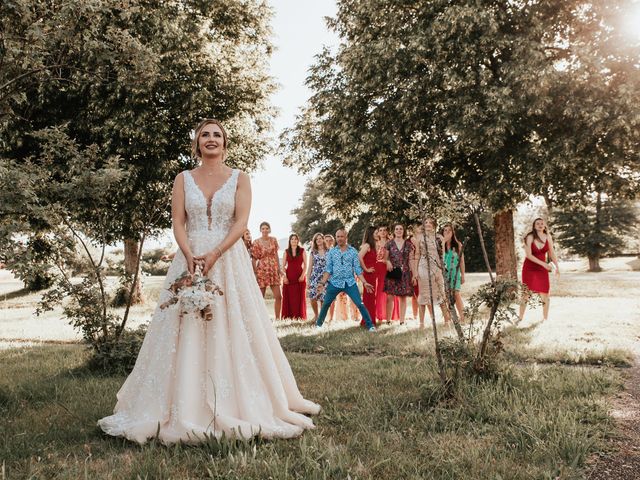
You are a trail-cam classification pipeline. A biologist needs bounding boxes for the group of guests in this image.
[242,219,467,329]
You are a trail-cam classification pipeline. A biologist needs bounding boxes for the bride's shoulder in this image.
[172,170,189,190]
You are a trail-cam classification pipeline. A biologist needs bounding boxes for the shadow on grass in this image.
[502,324,634,367]
[279,324,435,357]
[1,287,34,301]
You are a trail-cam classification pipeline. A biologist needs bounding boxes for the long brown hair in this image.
[441,223,460,254]
[287,233,301,258]
[311,232,325,253]
[524,217,547,245]
[362,226,377,252]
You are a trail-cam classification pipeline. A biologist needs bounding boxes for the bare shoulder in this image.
[524,233,533,244]
[236,170,251,184]
[172,171,186,190]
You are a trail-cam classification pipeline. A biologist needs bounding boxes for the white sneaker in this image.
[368,326,376,332]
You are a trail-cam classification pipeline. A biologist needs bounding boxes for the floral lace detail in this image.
[97,166,320,445]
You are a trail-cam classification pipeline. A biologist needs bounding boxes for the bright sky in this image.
[248,0,338,241]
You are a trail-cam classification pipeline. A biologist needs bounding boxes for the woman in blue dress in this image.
[306,232,328,322]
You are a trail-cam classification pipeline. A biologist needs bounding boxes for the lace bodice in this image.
[183,169,239,243]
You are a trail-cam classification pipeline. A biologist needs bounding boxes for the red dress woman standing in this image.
[519,218,560,322]
[282,234,307,320]
[375,225,399,322]
[359,227,378,326]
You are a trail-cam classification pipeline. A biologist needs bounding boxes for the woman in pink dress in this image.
[251,222,282,319]
[359,226,378,326]
[519,218,560,322]
[281,233,307,320]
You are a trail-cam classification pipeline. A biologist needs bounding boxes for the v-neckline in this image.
[187,169,235,205]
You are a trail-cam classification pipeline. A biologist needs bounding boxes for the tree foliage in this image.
[1,0,275,290]
[282,0,640,274]
[0,0,275,369]
[553,193,638,271]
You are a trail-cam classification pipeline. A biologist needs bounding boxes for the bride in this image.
[98,119,320,444]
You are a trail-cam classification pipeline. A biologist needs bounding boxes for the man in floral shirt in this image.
[315,228,375,331]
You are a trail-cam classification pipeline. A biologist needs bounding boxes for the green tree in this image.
[283,0,640,279]
[553,193,638,271]
[1,0,275,298]
[290,179,344,244]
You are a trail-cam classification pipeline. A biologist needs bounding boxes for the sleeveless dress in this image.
[98,169,319,444]
[360,248,377,326]
[282,249,307,320]
[522,239,550,294]
[251,237,281,288]
[375,244,399,320]
[307,250,326,302]
[444,248,462,291]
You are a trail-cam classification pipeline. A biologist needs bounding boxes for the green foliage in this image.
[0,0,276,370]
[284,0,639,276]
[290,179,345,244]
[87,325,148,375]
[553,193,638,270]
[1,0,276,283]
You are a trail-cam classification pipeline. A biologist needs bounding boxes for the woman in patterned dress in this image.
[306,233,327,322]
[251,221,282,319]
[383,224,416,324]
[412,218,450,328]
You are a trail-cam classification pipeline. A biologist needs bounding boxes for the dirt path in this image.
[587,358,640,480]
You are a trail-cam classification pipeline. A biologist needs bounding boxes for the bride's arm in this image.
[171,173,195,273]
[198,172,251,275]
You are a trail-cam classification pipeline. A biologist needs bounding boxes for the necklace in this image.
[199,165,224,177]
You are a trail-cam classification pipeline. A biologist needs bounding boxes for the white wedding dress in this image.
[98,169,320,444]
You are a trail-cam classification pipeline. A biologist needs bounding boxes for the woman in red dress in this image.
[282,233,307,320]
[374,225,399,322]
[519,218,560,322]
[359,226,378,326]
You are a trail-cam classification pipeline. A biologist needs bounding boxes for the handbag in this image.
[386,266,402,280]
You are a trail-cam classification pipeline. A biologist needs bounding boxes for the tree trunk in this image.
[588,255,601,272]
[124,238,143,304]
[493,209,517,279]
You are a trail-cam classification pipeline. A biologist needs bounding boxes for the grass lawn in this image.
[0,259,637,478]
[0,334,623,480]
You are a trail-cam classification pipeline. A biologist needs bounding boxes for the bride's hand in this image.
[194,249,222,275]
[184,253,196,274]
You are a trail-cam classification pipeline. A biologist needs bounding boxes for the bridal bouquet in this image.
[160,266,224,321]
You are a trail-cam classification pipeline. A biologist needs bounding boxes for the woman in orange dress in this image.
[251,221,282,319]
[281,233,307,320]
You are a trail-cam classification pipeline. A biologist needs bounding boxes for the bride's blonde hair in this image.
[191,118,228,159]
